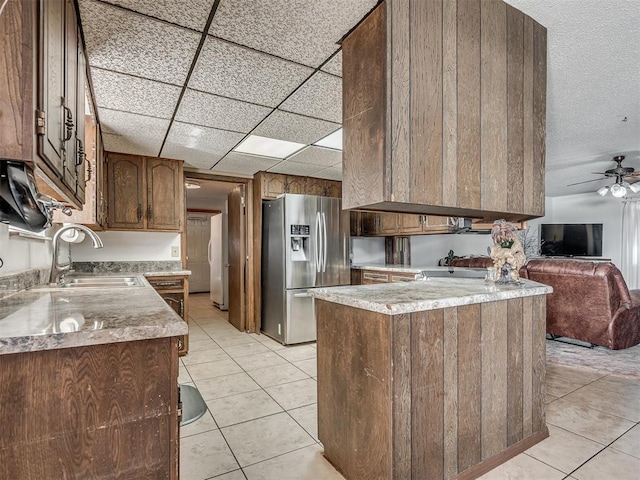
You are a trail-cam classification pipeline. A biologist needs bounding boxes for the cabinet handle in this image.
[137,204,142,222]
[62,105,74,142]
[76,139,85,167]
[86,160,93,182]
[180,299,184,318]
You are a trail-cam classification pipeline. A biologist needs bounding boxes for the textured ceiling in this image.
[79,0,640,196]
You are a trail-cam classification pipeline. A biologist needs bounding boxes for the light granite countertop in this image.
[351,263,489,273]
[310,277,552,315]
[0,275,188,355]
[143,270,191,277]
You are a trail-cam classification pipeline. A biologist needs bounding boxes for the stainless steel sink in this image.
[58,276,145,288]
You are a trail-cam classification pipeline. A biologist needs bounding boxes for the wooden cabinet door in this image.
[61,0,78,193]
[349,211,361,236]
[74,37,86,201]
[38,0,66,175]
[107,154,145,229]
[305,177,326,196]
[262,172,286,198]
[360,212,378,235]
[379,213,399,235]
[325,180,342,198]
[146,158,182,231]
[423,215,453,232]
[399,214,423,234]
[285,175,306,194]
[96,126,106,227]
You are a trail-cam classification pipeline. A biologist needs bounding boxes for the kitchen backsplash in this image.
[72,261,183,274]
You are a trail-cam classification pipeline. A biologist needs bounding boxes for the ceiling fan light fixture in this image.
[597,186,610,196]
[610,183,627,198]
[630,182,640,194]
[185,179,201,189]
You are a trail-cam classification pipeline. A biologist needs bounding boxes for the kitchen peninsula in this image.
[0,277,187,479]
[311,277,552,480]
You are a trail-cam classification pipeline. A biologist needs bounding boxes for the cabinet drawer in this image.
[362,272,389,283]
[147,277,184,290]
[390,273,417,282]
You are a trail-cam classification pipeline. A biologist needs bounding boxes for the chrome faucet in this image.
[49,224,104,285]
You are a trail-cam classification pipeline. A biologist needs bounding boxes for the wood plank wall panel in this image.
[442,0,458,208]
[443,307,459,479]
[522,295,534,436]
[533,22,548,216]
[480,0,508,213]
[522,17,535,215]
[392,313,412,479]
[532,295,547,432]
[409,0,443,206]
[342,2,386,210]
[390,0,411,203]
[316,301,392,480]
[0,0,34,162]
[457,303,482,472]
[480,300,509,460]
[456,0,482,210]
[507,298,524,445]
[411,309,444,480]
[506,6,525,213]
[0,338,177,479]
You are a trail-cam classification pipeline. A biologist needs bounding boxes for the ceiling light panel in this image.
[91,69,181,118]
[78,0,200,85]
[102,133,162,157]
[176,89,272,133]
[254,110,340,145]
[312,165,343,181]
[162,122,245,167]
[102,0,216,32]
[321,51,342,77]
[189,38,313,107]
[234,135,305,159]
[267,160,325,176]
[280,72,342,123]
[211,152,281,176]
[209,0,379,67]
[314,128,342,150]
[287,145,342,167]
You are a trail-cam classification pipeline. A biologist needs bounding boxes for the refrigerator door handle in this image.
[322,212,327,273]
[207,239,212,265]
[293,292,309,298]
[315,212,322,273]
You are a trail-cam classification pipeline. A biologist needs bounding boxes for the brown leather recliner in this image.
[521,259,640,350]
[449,257,494,269]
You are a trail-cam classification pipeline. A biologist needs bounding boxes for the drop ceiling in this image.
[78,0,640,196]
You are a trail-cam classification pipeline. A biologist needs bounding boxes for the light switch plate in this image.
[171,246,180,257]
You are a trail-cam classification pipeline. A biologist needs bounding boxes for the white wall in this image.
[351,237,385,264]
[71,231,181,261]
[0,224,54,275]
[548,193,623,267]
[410,234,494,266]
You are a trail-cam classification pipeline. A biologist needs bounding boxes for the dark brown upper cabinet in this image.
[107,153,184,232]
[342,0,547,222]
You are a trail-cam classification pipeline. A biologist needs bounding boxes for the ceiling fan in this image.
[567,155,640,197]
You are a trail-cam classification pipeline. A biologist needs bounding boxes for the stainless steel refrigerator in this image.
[261,194,350,344]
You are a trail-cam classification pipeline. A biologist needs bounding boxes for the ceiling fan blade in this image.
[566,178,607,186]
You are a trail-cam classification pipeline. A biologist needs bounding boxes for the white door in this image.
[187,215,211,293]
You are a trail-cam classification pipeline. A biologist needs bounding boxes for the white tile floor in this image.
[180,294,640,480]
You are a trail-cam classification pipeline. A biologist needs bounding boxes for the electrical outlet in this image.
[171,246,179,257]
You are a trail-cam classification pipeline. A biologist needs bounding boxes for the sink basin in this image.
[59,276,145,288]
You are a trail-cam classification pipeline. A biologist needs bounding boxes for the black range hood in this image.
[0,160,51,232]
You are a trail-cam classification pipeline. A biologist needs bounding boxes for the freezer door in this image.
[284,289,316,344]
[284,194,321,289]
[261,199,286,342]
[319,197,350,286]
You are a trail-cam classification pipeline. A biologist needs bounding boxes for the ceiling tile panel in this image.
[79,0,200,85]
[91,69,181,118]
[312,165,343,181]
[189,38,313,106]
[102,0,215,31]
[102,133,162,157]
[280,72,342,123]
[253,110,340,145]
[267,160,325,176]
[99,108,170,138]
[286,145,342,167]
[176,89,272,133]
[161,122,245,167]
[321,51,342,77]
[211,152,280,175]
[209,0,378,67]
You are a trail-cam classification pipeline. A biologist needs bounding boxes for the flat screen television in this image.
[540,223,603,257]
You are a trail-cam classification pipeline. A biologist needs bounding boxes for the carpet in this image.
[546,339,640,380]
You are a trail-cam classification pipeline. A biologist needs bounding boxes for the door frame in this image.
[182,169,256,332]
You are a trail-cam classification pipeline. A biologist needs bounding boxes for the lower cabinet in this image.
[147,275,190,356]
[354,269,418,285]
[0,337,180,479]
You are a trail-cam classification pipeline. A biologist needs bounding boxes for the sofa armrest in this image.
[627,290,640,309]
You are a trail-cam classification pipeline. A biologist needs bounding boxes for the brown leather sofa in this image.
[449,256,494,269]
[521,259,640,350]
